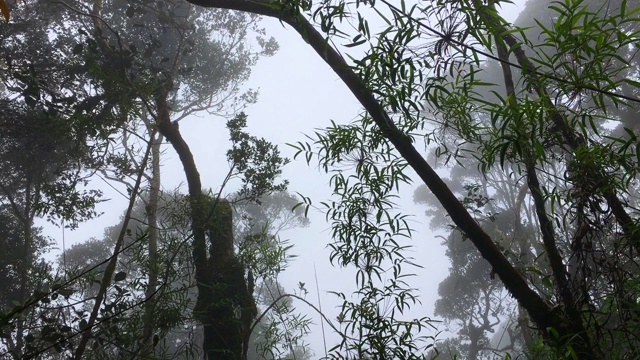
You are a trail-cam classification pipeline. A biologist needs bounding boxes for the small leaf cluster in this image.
[227,113,290,203]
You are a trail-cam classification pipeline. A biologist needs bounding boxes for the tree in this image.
[55,0,282,357]
[416,168,539,359]
[0,2,114,356]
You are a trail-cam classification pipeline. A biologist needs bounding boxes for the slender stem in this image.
[73,131,155,360]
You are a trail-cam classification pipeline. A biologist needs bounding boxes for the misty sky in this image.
[43,1,525,356]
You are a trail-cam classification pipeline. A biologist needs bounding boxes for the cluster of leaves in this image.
[227,113,290,203]
[292,117,435,358]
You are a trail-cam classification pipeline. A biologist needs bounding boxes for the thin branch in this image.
[73,130,156,360]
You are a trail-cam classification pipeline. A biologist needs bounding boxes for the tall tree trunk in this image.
[141,132,163,356]
[13,173,35,359]
[492,25,592,356]
[467,322,481,360]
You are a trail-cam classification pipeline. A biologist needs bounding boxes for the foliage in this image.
[292,117,435,357]
[0,2,115,357]
[227,113,291,203]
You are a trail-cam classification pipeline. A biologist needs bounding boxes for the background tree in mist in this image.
[60,190,310,358]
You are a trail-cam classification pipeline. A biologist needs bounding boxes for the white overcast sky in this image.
[44,1,525,356]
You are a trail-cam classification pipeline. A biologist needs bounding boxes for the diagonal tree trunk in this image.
[73,134,154,360]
